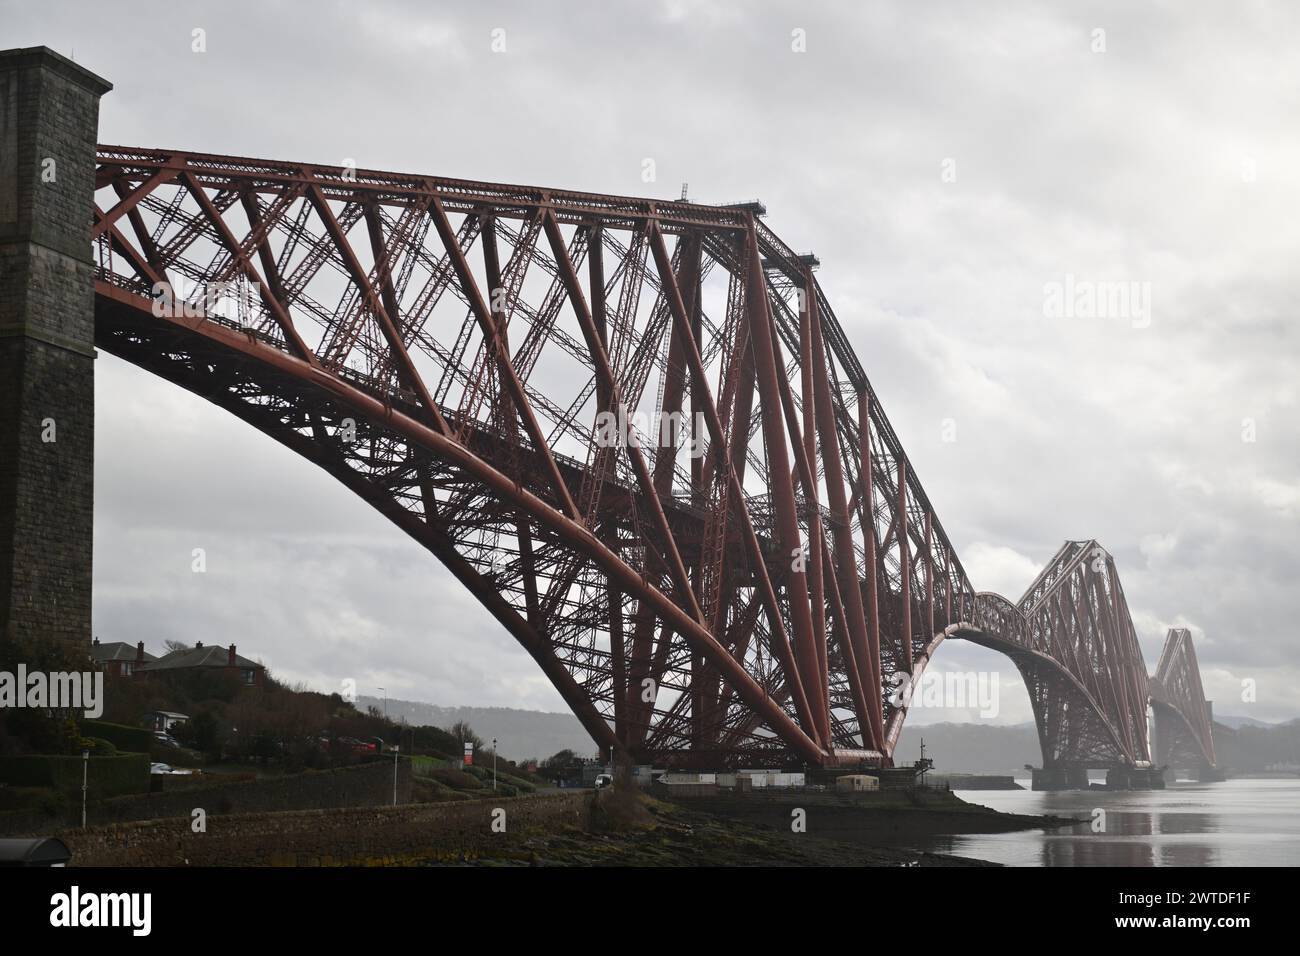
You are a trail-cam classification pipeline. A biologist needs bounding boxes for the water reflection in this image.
[906,779,1298,866]
[1040,835,1156,867]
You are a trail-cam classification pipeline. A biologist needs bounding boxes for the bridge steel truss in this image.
[88,146,1206,771]
[952,541,1154,770]
[1150,627,1218,773]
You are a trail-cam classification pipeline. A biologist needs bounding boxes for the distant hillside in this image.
[1213,718,1300,773]
[898,718,1300,775]
[352,698,1299,774]
[357,696,594,762]
[895,722,1041,775]
[1214,715,1279,730]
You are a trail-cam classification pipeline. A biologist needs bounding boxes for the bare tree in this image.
[449,720,483,750]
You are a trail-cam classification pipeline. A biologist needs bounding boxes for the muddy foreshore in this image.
[433,788,1076,866]
[668,787,1080,843]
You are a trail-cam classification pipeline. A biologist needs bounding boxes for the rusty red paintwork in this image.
[90,146,1216,771]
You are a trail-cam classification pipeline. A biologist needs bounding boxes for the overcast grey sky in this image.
[6,1,1297,727]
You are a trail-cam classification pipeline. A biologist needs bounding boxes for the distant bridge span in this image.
[80,145,1221,779]
[1150,628,1221,780]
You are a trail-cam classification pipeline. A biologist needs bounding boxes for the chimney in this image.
[195,641,203,648]
[228,644,237,666]
[136,641,145,664]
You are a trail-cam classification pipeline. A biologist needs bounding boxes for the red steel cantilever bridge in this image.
[89,146,1219,779]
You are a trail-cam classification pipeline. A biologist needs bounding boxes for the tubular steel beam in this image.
[740,226,828,748]
[97,282,826,764]
[646,221,818,746]
[89,146,1214,772]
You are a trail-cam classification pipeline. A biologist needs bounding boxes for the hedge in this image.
[463,764,535,794]
[426,767,482,790]
[0,754,150,798]
[81,720,154,753]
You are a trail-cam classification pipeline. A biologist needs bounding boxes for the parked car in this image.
[594,773,613,789]
[153,732,181,749]
[336,736,377,755]
[150,763,195,775]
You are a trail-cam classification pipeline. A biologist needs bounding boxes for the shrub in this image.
[0,785,55,812]
[0,636,93,756]
[81,720,153,753]
[0,713,82,756]
[427,768,482,790]
[410,725,461,759]
[497,772,535,794]
[463,764,535,794]
[412,777,458,804]
[37,787,70,818]
[171,710,226,757]
[0,754,150,798]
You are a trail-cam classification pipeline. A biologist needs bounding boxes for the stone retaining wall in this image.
[60,790,592,866]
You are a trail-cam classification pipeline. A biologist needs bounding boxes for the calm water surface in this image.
[913,778,1300,866]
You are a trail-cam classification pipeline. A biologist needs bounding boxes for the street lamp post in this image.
[81,750,89,828]
[392,744,399,806]
[492,738,498,791]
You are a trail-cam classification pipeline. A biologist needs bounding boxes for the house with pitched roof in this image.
[135,642,266,688]
[89,638,156,678]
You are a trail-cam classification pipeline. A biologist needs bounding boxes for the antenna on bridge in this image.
[680,182,689,201]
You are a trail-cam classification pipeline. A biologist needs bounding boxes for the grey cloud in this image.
[3,0,1293,721]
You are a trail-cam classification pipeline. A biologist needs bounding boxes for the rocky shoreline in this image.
[434,789,1077,866]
